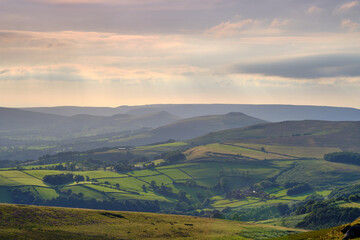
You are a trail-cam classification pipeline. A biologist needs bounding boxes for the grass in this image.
[231,143,341,159]
[0,175,18,186]
[128,169,159,177]
[276,159,360,188]
[257,214,307,229]
[62,185,106,200]
[157,163,198,170]
[82,184,125,193]
[24,170,126,180]
[34,187,59,200]
[98,177,148,192]
[108,192,169,202]
[27,146,56,150]
[0,171,47,187]
[0,170,33,178]
[140,174,174,185]
[137,142,188,149]
[157,168,192,180]
[185,143,291,161]
[0,204,301,240]
[339,201,360,208]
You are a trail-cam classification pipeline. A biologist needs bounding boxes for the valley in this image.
[1,105,360,239]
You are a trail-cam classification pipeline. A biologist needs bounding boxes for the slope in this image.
[271,218,360,240]
[103,112,267,146]
[150,112,267,141]
[0,204,300,240]
[190,120,360,152]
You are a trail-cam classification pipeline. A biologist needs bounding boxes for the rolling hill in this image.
[149,112,267,141]
[22,104,360,122]
[189,120,360,152]
[0,107,68,131]
[95,112,267,146]
[0,108,180,138]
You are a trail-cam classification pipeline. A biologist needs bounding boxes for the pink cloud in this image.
[337,1,358,12]
[205,19,259,37]
[306,6,323,14]
[342,19,360,32]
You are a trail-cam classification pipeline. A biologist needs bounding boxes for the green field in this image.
[98,177,148,191]
[185,143,291,161]
[157,168,192,180]
[35,187,59,199]
[0,170,47,187]
[62,185,106,200]
[232,143,341,159]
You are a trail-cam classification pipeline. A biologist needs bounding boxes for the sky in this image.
[1,0,360,108]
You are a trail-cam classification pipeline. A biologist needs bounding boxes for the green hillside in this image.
[1,141,359,214]
[0,204,301,240]
[190,120,360,152]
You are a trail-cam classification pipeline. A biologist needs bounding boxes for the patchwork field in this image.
[0,148,355,209]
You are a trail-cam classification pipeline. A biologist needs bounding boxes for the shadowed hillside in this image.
[190,120,360,152]
[101,112,267,146]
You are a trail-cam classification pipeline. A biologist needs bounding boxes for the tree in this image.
[162,151,186,163]
[43,173,74,185]
[74,175,85,183]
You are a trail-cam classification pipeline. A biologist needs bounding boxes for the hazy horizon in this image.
[4,103,360,110]
[1,0,360,108]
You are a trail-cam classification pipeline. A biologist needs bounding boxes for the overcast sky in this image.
[1,0,360,108]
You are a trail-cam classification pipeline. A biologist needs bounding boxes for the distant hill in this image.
[106,112,267,146]
[149,112,267,141]
[190,120,360,152]
[0,107,67,131]
[22,106,121,117]
[0,107,180,138]
[22,104,360,122]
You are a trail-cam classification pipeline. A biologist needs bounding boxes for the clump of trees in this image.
[162,151,186,164]
[43,173,85,185]
[324,152,360,165]
[284,182,313,196]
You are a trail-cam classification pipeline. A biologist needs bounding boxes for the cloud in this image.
[232,54,360,79]
[0,69,9,75]
[205,17,290,38]
[337,1,358,12]
[270,18,289,28]
[0,65,86,82]
[342,19,360,32]
[306,6,323,14]
[205,19,258,37]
